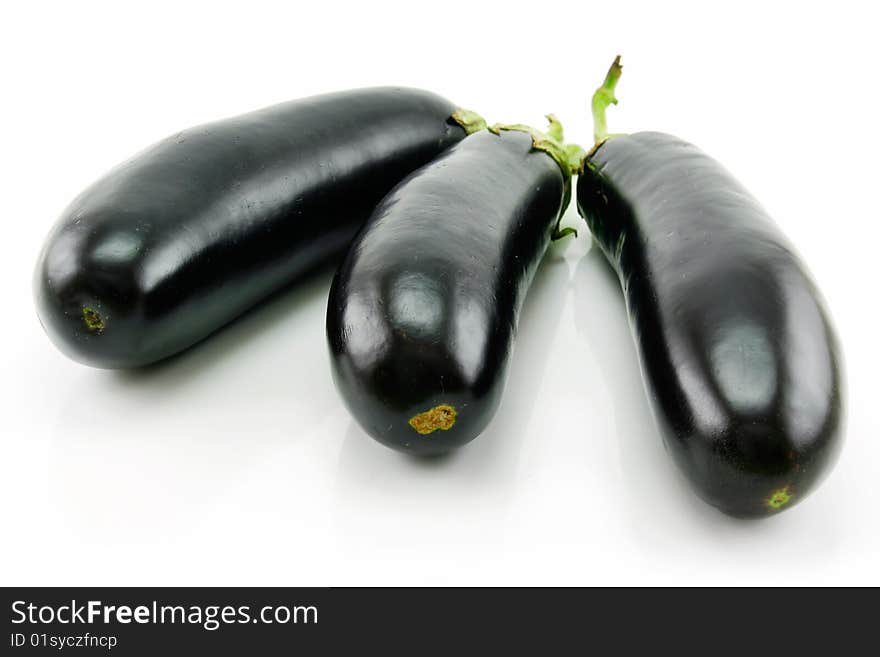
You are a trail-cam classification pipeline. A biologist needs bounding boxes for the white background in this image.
[2,1,878,586]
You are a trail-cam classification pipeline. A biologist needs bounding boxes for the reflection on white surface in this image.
[3,0,878,589]
[1,214,866,586]
[333,249,572,552]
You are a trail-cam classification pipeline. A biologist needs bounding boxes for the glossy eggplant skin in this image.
[328,130,567,455]
[35,88,467,368]
[577,132,843,517]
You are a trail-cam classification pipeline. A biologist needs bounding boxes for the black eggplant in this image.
[35,87,482,368]
[576,58,844,517]
[327,119,580,455]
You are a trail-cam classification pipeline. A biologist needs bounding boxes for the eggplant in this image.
[327,118,580,455]
[35,87,482,368]
[576,58,844,517]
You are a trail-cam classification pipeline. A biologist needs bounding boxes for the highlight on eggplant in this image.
[327,115,583,455]
[35,88,484,369]
[576,57,844,517]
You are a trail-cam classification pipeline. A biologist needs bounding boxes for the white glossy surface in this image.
[2,0,878,585]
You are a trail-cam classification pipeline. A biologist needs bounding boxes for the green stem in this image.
[591,55,623,146]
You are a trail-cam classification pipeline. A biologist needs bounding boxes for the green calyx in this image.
[489,114,584,179]
[488,115,583,240]
[451,108,488,135]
